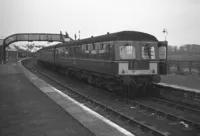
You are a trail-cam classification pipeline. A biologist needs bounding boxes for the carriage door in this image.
[158,41,168,75]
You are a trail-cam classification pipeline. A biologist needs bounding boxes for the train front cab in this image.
[115,40,168,97]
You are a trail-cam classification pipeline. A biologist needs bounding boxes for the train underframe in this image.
[38,60,160,98]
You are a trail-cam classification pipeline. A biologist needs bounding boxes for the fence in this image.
[167,60,200,78]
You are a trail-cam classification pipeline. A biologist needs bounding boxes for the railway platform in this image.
[0,60,134,136]
[0,61,95,136]
[160,75,200,93]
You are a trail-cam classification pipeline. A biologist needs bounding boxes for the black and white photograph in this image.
[0,0,200,136]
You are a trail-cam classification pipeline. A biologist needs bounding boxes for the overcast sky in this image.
[0,0,200,46]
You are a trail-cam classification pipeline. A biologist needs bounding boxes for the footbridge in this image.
[0,32,72,63]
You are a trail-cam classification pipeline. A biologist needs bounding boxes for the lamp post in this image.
[78,30,80,40]
[163,28,168,41]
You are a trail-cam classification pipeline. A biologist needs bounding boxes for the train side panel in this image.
[54,41,118,76]
[55,57,118,76]
[38,49,54,64]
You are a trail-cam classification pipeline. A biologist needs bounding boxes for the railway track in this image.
[23,58,200,136]
[149,97,200,115]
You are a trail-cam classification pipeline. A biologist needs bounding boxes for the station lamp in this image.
[163,28,168,41]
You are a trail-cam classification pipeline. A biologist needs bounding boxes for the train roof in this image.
[41,31,158,49]
[82,31,158,43]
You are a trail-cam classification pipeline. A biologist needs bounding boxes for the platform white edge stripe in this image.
[18,59,135,136]
[51,86,134,136]
[158,82,200,93]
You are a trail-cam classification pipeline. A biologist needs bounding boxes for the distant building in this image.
[179,44,200,52]
[168,45,178,52]
[168,45,173,52]
[179,46,186,52]
[169,46,178,52]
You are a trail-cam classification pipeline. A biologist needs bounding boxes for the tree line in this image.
[168,44,200,53]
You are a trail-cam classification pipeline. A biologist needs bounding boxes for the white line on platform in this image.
[51,86,135,136]
[158,82,200,93]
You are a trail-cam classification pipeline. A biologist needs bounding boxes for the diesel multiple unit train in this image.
[36,31,168,98]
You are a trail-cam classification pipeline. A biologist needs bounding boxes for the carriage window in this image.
[89,44,93,50]
[86,44,88,50]
[119,45,135,59]
[107,44,110,49]
[141,45,155,59]
[82,44,85,51]
[159,46,166,59]
[103,44,107,50]
[96,44,100,50]
[107,44,112,51]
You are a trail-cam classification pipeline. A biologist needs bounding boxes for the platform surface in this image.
[161,74,200,92]
[0,61,95,136]
[0,59,134,136]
